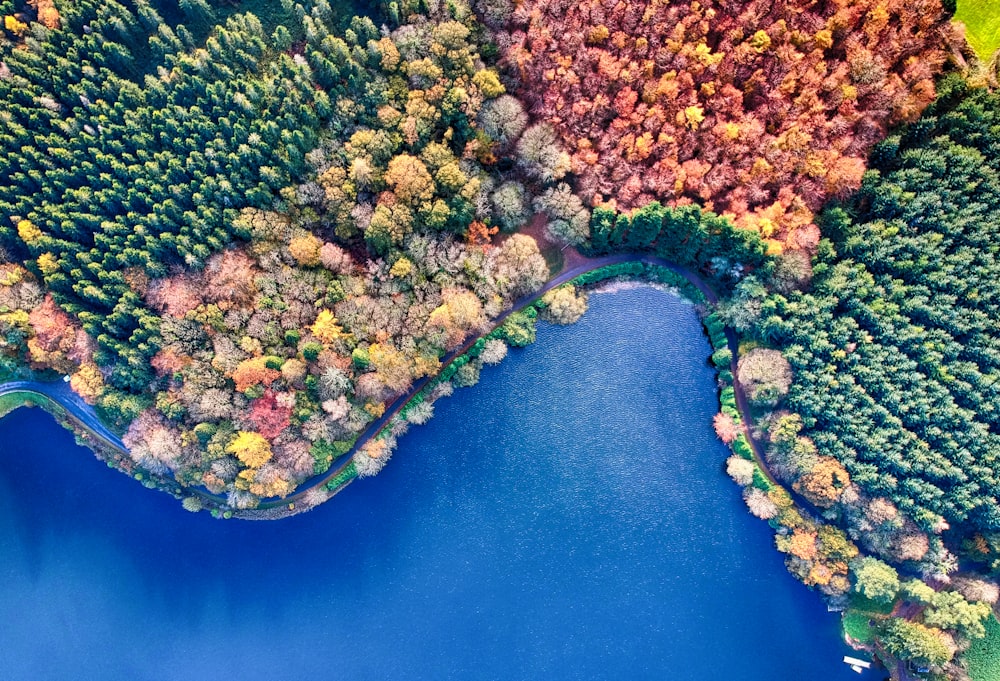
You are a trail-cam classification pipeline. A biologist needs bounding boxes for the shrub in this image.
[726,455,755,486]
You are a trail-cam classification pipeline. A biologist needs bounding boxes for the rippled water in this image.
[0,286,873,680]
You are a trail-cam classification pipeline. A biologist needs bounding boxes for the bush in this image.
[842,611,875,644]
[711,348,732,369]
[732,434,754,460]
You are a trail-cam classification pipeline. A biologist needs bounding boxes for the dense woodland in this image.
[490,0,957,250]
[3,0,1000,675]
[726,76,1000,675]
[0,0,570,506]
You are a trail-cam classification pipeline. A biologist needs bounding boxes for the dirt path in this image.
[0,249,775,518]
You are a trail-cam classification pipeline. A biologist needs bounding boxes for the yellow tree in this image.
[288,233,323,267]
[311,309,346,344]
[384,154,435,205]
[226,431,273,469]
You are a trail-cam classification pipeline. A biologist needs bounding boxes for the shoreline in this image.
[0,252,776,520]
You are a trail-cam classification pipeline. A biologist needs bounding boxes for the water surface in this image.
[0,286,873,680]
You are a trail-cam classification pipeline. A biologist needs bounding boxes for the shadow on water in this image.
[0,286,876,681]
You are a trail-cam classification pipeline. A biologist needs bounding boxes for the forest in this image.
[3,0,1000,675]
[723,75,1000,678]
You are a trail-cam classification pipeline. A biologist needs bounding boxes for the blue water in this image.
[0,286,874,680]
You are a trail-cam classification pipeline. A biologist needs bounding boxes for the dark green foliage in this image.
[732,434,753,461]
[965,615,1000,681]
[309,438,353,475]
[711,347,732,369]
[757,78,1000,533]
[0,1,330,391]
[497,308,537,347]
[842,611,876,644]
[324,460,358,491]
[584,202,769,291]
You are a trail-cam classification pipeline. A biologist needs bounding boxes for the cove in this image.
[0,285,873,680]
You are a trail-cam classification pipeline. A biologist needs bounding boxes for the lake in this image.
[0,285,874,680]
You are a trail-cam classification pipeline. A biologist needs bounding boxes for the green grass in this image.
[842,611,876,644]
[955,0,1000,61]
[966,614,1000,681]
[0,392,41,419]
[848,591,896,616]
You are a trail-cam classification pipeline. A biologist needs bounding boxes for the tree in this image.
[492,234,548,299]
[737,348,792,407]
[478,95,528,148]
[311,310,346,344]
[538,285,588,325]
[852,557,900,605]
[427,289,487,349]
[226,431,273,469]
[744,487,778,519]
[501,0,951,242]
[923,591,992,639]
[516,123,571,183]
[231,356,281,393]
[878,619,953,667]
[247,391,293,440]
[384,154,434,205]
[794,457,851,508]
[490,181,530,232]
[713,413,739,444]
[727,456,756,486]
[288,233,323,267]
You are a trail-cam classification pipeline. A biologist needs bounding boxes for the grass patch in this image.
[849,591,896,615]
[842,610,876,644]
[0,391,42,419]
[955,0,1000,61]
[966,614,1000,681]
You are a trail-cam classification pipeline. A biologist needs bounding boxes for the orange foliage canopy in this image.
[501,0,953,244]
[231,356,280,393]
[27,294,89,374]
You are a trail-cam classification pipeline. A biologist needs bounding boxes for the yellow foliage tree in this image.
[384,154,435,204]
[428,289,486,348]
[4,15,27,35]
[311,309,346,344]
[794,456,851,508]
[70,362,104,404]
[288,233,323,267]
[36,252,58,276]
[369,342,415,394]
[17,219,42,244]
[390,257,413,278]
[472,69,505,98]
[226,431,272,469]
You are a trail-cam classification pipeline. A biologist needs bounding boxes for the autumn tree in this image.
[227,431,273,469]
[499,0,953,245]
[538,285,588,325]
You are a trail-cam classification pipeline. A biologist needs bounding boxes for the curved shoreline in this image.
[0,253,776,518]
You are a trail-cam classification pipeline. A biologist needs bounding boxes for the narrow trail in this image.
[0,251,776,516]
